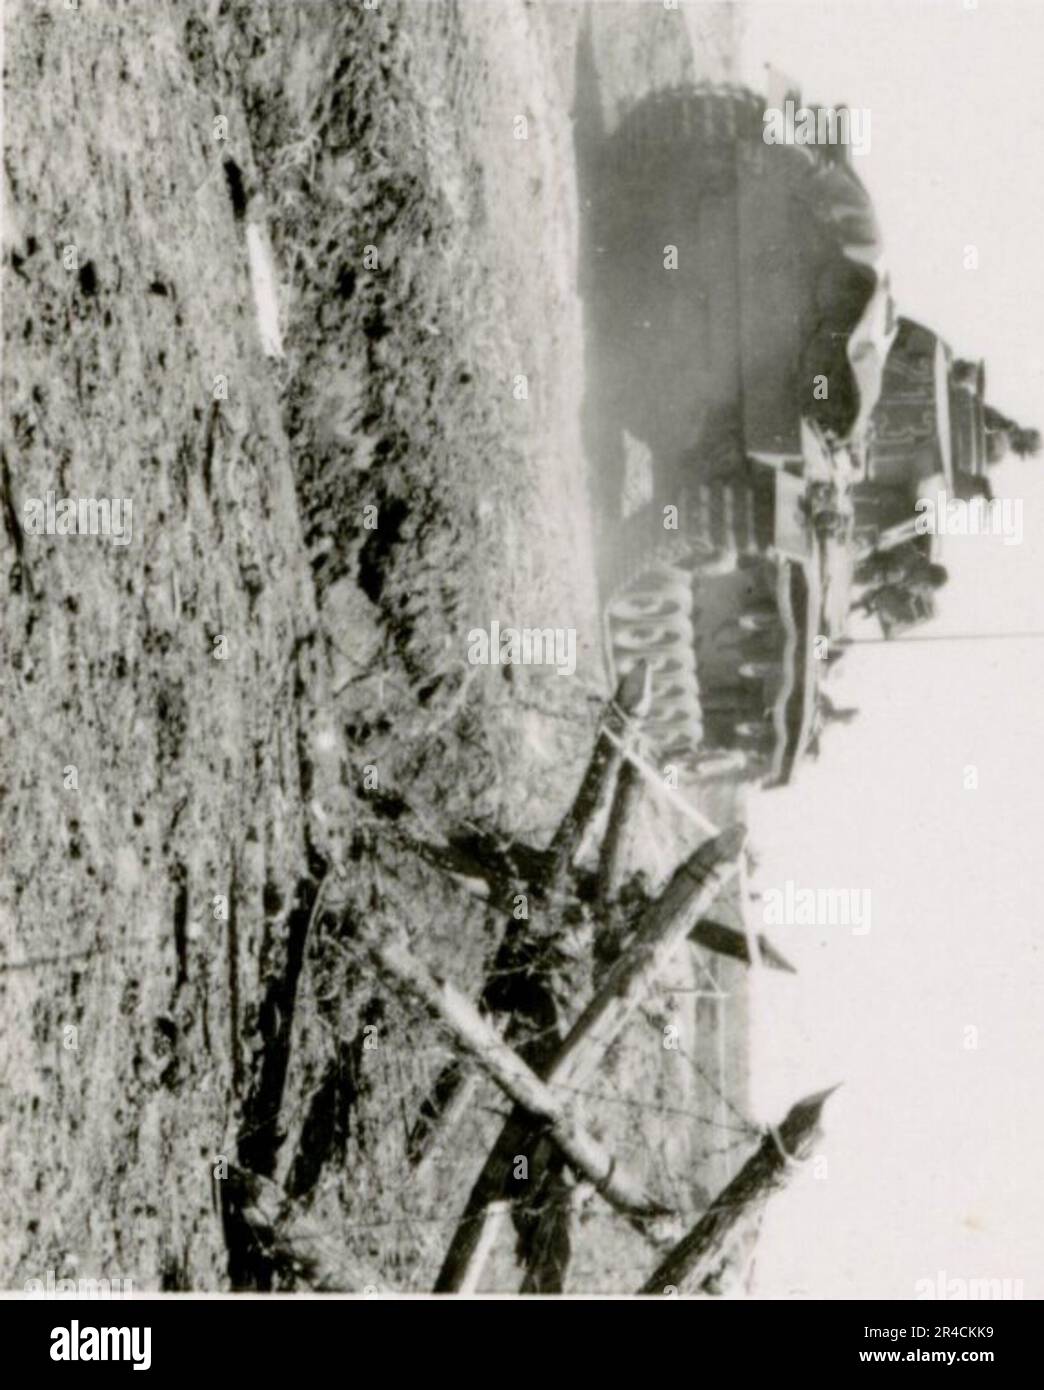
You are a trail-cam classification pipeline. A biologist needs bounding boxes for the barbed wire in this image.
[657,1031,759,1135]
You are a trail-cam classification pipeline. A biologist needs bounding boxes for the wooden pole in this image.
[543,662,650,899]
[406,1060,479,1172]
[433,663,647,1291]
[404,665,651,1170]
[434,824,746,1292]
[596,759,643,909]
[349,923,666,1221]
[690,917,795,973]
[638,1086,837,1295]
[517,1155,573,1294]
[458,1201,511,1295]
[547,824,746,1095]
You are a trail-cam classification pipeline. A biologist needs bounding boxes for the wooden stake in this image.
[434,824,746,1292]
[403,666,651,1170]
[459,1201,511,1295]
[543,662,650,900]
[596,759,643,909]
[638,1086,837,1295]
[548,824,746,1095]
[690,917,795,973]
[406,1059,477,1172]
[350,923,665,1221]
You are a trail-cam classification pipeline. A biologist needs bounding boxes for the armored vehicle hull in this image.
[580,84,892,782]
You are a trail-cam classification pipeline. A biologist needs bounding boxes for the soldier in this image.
[854,540,947,591]
[854,580,938,637]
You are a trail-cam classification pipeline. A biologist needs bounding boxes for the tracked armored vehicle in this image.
[580,83,895,784]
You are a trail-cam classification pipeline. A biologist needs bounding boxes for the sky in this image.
[730,0,1044,428]
[707,1,1044,1298]
[746,461,1044,1299]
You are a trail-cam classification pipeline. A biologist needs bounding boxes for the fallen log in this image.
[638,1086,837,1295]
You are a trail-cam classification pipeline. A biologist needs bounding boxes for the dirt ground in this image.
[1,0,754,1293]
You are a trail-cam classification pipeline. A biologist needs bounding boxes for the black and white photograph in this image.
[1,0,1042,1341]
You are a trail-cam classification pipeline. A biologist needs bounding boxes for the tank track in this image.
[604,475,770,778]
[605,562,705,775]
[614,82,883,443]
[618,83,767,164]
